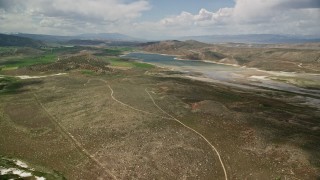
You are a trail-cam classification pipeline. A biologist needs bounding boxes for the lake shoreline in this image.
[123,52,320,107]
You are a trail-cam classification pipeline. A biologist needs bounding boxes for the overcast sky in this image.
[0,0,319,39]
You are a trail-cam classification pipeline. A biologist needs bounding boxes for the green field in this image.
[106,57,154,69]
[0,76,22,94]
[0,47,16,53]
[0,46,139,72]
[0,54,57,70]
[81,70,96,75]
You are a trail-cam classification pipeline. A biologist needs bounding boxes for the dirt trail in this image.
[92,78,229,180]
[54,77,229,179]
[93,79,172,119]
[145,89,228,180]
[32,93,118,180]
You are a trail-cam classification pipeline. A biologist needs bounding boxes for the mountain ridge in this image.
[11,33,143,42]
[0,34,45,47]
[179,34,320,44]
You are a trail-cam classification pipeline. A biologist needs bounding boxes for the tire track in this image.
[33,93,117,180]
[93,77,228,180]
[98,79,171,119]
[145,89,228,180]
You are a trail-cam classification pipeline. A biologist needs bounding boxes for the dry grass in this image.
[0,65,319,179]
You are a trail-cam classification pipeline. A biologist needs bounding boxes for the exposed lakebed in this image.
[124,52,320,108]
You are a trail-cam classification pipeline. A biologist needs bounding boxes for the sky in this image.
[0,0,319,39]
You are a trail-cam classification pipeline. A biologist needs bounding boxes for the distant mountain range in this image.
[2,33,320,47]
[0,34,44,47]
[11,33,143,42]
[179,34,320,44]
[75,33,141,41]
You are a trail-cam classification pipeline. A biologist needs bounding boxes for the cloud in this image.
[0,0,150,21]
[159,7,233,28]
[160,11,194,26]
[231,0,320,23]
[277,0,320,9]
[158,0,320,36]
[0,0,319,38]
[0,0,150,34]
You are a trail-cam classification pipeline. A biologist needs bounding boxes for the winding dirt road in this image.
[33,77,229,179]
[97,78,229,180]
[145,89,228,180]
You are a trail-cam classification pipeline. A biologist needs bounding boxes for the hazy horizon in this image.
[0,0,319,39]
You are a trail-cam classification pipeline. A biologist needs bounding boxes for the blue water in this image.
[124,52,246,82]
[124,52,237,69]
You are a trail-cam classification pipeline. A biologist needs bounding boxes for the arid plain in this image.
[0,44,319,179]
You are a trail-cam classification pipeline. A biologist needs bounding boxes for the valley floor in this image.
[1,64,319,179]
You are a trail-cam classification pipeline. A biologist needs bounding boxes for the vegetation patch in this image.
[0,47,43,57]
[0,47,17,56]
[114,47,135,52]
[0,76,22,94]
[131,61,154,69]
[0,54,57,69]
[203,50,226,60]
[44,46,90,54]
[29,54,111,73]
[184,53,201,60]
[234,55,251,65]
[98,48,122,56]
[0,34,44,47]
[0,66,18,71]
[106,57,154,69]
[81,70,96,75]
[0,76,42,94]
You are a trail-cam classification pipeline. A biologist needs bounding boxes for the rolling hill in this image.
[0,34,44,47]
[140,40,320,73]
[180,34,320,44]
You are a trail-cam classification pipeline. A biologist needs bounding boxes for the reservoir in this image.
[124,52,320,108]
[124,52,245,81]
